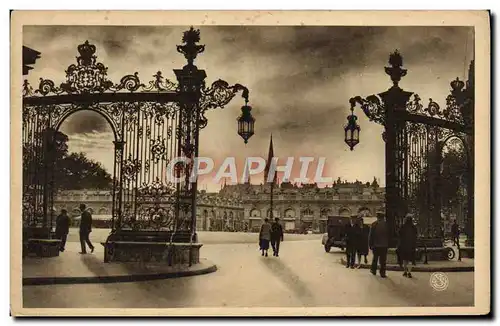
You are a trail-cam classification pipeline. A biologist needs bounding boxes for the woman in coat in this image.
[259,218,272,257]
[397,215,418,278]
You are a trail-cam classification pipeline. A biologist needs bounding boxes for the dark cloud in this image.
[203,25,473,144]
[101,39,128,57]
[59,111,112,135]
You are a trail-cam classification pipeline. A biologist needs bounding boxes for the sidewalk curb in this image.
[23,262,217,286]
[339,258,474,272]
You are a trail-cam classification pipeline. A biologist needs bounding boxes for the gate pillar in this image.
[379,81,413,248]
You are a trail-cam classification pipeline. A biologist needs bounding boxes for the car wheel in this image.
[324,245,331,253]
[446,247,455,260]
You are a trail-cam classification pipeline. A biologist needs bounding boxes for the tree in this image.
[23,128,113,193]
[23,128,69,189]
[58,152,113,190]
[409,138,468,235]
[439,141,468,217]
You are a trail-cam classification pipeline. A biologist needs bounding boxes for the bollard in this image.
[423,244,429,264]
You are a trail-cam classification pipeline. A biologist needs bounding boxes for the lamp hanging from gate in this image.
[237,101,255,144]
[344,105,360,151]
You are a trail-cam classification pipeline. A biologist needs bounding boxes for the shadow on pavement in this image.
[260,257,315,305]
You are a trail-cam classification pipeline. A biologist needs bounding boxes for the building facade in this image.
[219,177,386,233]
[53,177,384,233]
[53,189,245,231]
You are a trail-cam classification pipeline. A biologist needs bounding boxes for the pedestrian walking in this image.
[259,218,272,257]
[79,203,94,254]
[270,217,284,257]
[55,209,70,252]
[369,211,389,278]
[397,215,417,278]
[451,220,460,247]
[344,215,358,269]
[357,217,370,266]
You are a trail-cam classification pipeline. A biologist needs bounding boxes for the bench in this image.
[415,246,455,261]
[416,238,444,248]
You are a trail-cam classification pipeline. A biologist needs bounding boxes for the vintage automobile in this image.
[322,215,350,252]
[322,216,377,252]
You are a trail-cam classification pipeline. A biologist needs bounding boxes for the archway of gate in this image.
[22,40,193,236]
[52,110,116,225]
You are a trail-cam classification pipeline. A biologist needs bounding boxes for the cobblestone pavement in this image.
[23,238,474,308]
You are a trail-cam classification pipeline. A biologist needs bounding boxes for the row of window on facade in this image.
[51,206,109,216]
[199,209,244,220]
[244,194,383,201]
[248,207,375,219]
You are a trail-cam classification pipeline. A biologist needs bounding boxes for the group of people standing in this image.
[344,215,370,268]
[54,203,95,254]
[345,212,418,279]
[259,217,284,257]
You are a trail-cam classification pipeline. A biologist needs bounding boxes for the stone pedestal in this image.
[459,247,474,259]
[102,241,202,265]
[24,239,61,258]
[387,248,399,264]
[23,227,61,258]
[101,230,202,265]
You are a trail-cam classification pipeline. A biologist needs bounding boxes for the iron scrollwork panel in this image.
[22,105,50,227]
[118,102,181,231]
[404,121,446,236]
[405,121,430,235]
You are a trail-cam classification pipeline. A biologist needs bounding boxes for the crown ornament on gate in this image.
[77,40,97,66]
[58,40,114,93]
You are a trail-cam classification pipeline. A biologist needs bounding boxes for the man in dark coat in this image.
[55,209,70,252]
[344,215,359,269]
[369,211,389,278]
[270,217,284,257]
[451,220,460,247]
[79,203,94,254]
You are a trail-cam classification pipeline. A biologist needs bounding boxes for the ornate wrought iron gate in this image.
[350,52,474,245]
[22,28,251,240]
[396,99,473,238]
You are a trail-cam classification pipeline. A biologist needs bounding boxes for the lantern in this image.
[237,104,255,144]
[344,108,360,151]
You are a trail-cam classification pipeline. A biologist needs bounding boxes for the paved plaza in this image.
[22,230,474,308]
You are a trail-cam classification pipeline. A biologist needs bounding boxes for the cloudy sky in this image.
[23,25,474,192]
